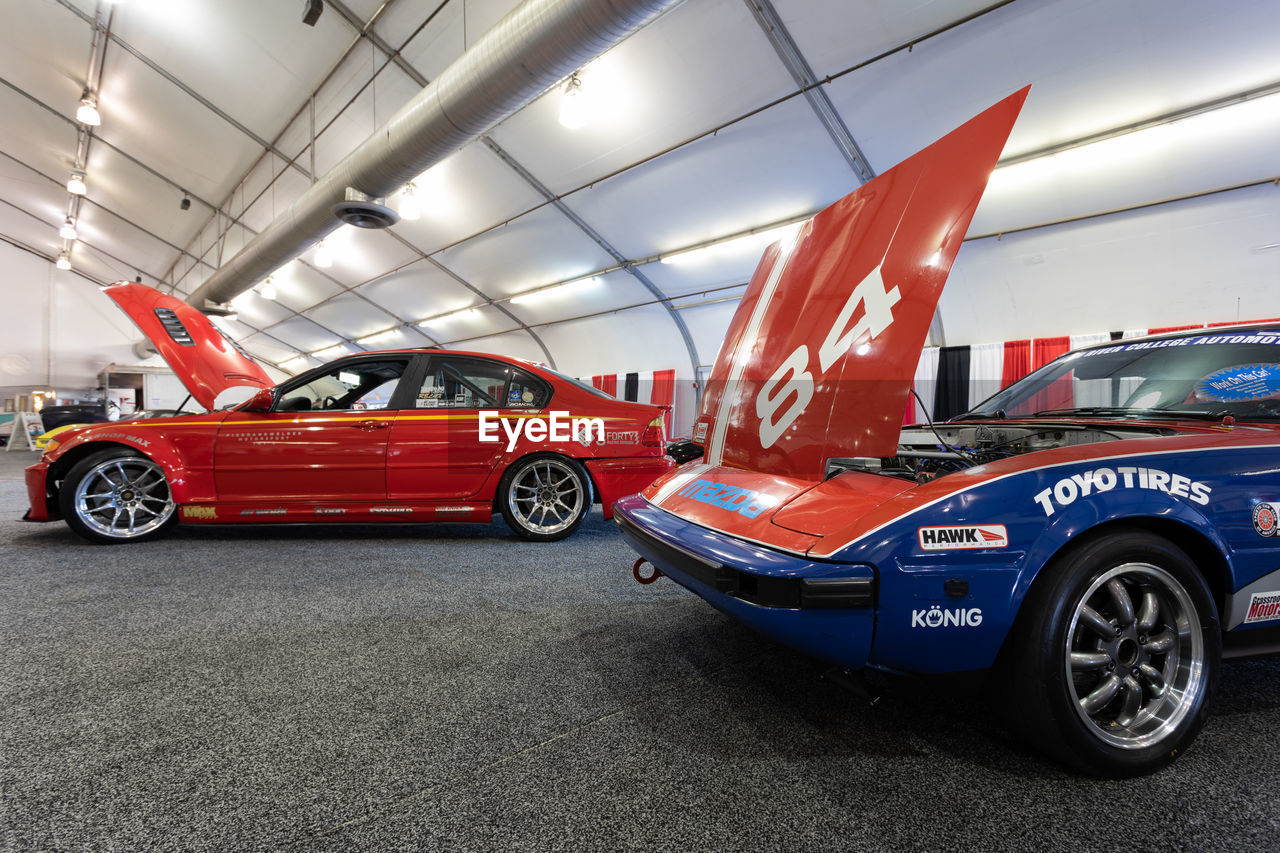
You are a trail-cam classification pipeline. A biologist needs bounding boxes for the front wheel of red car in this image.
[59,449,177,544]
[1007,530,1219,777]
[497,454,590,542]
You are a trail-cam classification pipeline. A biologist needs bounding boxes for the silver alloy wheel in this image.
[1065,562,1205,750]
[72,456,176,540]
[506,457,585,536]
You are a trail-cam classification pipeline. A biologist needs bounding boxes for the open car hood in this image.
[104,282,273,410]
[692,87,1029,481]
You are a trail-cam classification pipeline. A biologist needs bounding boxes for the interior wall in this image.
[0,241,167,403]
[941,183,1280,344]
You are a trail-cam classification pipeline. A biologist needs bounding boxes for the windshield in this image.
[968,330,1280,421]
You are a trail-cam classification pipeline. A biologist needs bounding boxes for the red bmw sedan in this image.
[24,283,673,544]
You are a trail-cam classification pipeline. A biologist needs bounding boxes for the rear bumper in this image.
[24,461,52,522]
[586,456,674,519]
[614,493,876,670]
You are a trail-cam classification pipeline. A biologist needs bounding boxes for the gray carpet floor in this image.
[1,450,1278,851]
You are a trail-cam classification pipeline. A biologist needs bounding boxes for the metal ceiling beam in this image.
[183,0,680,308]
[742,0,875,183]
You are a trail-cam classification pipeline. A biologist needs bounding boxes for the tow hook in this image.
[632,558,663,585]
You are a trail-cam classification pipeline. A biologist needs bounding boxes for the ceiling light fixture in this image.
[59,217,78,240]
[311,344,347,359]
[660,223,803,267]
[67,170,87,196]
[313,239,333,268]
[75,90,101,126]
[356,329,401,345]
[559,72,588,130]
[281,356,312,372]
[259,276,277,300]
[509,276,601,306]
[55,252,71,271]
[399,183,421,221]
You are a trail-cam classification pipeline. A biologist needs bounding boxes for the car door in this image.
[386,355,552,500]
[214,356,413,503]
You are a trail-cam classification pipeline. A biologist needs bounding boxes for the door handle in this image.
[352,420,391,431]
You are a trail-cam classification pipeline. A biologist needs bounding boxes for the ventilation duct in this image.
[186,0,681,310]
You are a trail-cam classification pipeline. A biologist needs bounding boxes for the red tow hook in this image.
[633,558,663,584]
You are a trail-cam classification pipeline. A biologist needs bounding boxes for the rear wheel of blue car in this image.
[1009,530,1219,777]
[498,454,590,542]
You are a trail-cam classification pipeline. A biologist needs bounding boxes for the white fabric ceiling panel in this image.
[391,145,546,256]
[971,96,1280,236]
[943,184,1280,344]
[0,202,67,265]
[445,328,546,365]
[355,260,482,322]
[383,1,469,83]
[232,155,286,222]
[422,303,520,345]
[0,89,80,193]
[0,159,67,243]
[776,0,997,79]
[82,142,201,253]
[264,315,345,353]
[825,0,1280,175]
[302,292,403,340]
[74,205,181,284]
[308,226,424,288]
[502,269,654,327]
[432,204,617,299]
[226,291,299,328]
[239,162,313,234]
[487,0,795,196]
[639,243,770,299]
[2,1,91,125]
[238,332,305,366]
[108,0,356,140]
[563,96,854,260]
[312,62,424,177]
[536,304,689,377]
[264,261,346,314]
[674,299,742,369]
[95,50,263,205]
[208,315,262,343]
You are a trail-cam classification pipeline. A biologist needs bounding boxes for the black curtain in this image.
[623,373,639,402]
[932,345,971,422]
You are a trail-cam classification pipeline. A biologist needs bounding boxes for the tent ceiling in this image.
[3,0,1279,377]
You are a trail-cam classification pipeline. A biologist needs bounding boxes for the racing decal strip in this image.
[807,442,1279,559]
[706,234,801,467]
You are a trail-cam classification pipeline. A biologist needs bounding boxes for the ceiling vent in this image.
[331,188,399,229]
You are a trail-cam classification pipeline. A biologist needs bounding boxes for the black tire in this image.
[497,454,591,542]
[1007,530,1219,777]
[58,448,177,544]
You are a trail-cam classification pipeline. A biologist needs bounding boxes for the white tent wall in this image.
[941,183,1280,344]
[0,241,168,401]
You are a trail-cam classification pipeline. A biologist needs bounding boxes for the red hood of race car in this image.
[104,282,274,410]
[692,86,1029,482]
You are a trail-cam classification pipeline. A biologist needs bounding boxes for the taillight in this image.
[642,415,665,447]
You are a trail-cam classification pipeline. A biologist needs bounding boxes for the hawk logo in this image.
[917,524,1009,551]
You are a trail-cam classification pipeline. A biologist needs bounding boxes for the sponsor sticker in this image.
[911,606,983,628]
[918,524,1008,550]
[1194,363,1280,403]
[435,506,471,514]
[240,508,287,517]
[1244,591,1280,624]
[1253,503,1280,537]
[1033,466,1211,517]
[692,421,708,443]
[674,479,777,519]
[370,507,413,515]
[314,507,347,516]
[181,506,217,520]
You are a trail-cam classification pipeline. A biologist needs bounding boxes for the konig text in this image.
[478,411,604,452]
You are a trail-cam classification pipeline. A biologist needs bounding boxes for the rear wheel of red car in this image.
[498,454,590,542]
[59,449,177,544]
[1007,530,1219,777]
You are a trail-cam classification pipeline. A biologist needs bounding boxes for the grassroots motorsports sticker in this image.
[1244,591,1280,624]
[1194,363,1280,403]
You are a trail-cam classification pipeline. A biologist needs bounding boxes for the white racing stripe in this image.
[706,233,801,466]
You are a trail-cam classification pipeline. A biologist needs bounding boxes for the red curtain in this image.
[1001,339,1031,388]
[650,369,675,434]
[1208,318,1280,328]
[591,375,606,391]
[1032,336,1070,369]
[598,375,617,397]
[1147,324,1203,335]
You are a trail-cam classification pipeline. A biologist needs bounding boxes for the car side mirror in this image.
[242,388,274,412]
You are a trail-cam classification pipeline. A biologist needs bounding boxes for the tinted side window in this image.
[415,358,551,409]
[277,359,409,412]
